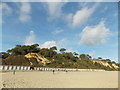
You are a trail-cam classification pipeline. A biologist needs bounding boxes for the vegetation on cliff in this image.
[0,44,119,71]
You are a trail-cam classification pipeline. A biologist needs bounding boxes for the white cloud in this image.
[52,28,64,35]
[0,3,12,24]
[19,2,31,22]
[24,30,36,45]
[80,20,111,46]
[39,38,68,49]
[1,3,12,14]
[66,3,99,28]
[23,30,67,49]
[39,41,57,48]
[65,13,73,26]
[44,2,65,21]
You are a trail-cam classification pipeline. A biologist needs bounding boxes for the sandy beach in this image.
[1,71,118,88]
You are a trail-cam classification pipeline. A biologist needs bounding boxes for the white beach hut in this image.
[0,65,3,70]
[13,66,17,70]
[16,66,20,70]
[27,66,30,70]
[20,66,24,70]
[4,66,8,70]
[24,66,27,70]
[8,66,13,70]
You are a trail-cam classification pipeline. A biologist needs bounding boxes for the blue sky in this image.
[1,2,118,62]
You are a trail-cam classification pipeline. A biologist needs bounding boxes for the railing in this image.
[0,65,105,71]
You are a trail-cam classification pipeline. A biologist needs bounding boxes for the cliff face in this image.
[25,53,50,66]
[2,52,119,70]
[111,63,119,69]
[92,60,118,69]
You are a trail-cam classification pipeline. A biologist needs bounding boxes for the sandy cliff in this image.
[92,60,118,69]
[25,53,50,66]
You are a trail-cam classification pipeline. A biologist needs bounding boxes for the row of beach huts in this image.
[0,65,105,71]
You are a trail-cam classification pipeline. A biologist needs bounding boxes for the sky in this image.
[1,2,118,62]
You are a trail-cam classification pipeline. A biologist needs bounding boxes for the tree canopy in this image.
[7,44,39,55]
[60,48,66,53]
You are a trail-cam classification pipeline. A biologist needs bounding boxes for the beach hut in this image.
[4,66,8,70]
[39,68,42,71]
[30,66,35,70]
[35,67,37,70]
[0,65,3,70]
[20,66,24,70]
[50,68,52,71]
[46,68,49,71]
[36,67,39,70]
[45,68,47,71]
[27,66,30,70]
[16,66,20,70]
[24,66,27,70]
[42,68,45,71]
[13,66,17,70]
[38,67,40,70]
[8,66,12,70]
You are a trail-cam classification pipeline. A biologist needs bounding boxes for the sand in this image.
[1,71,118,88]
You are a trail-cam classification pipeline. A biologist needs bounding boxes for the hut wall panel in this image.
[4,66,8,70]
[36,67,38,70]
[27,67,30,70]
[16,66,20,70]
[20,66,24,70]
[8,66,12,70]
[0,66,3,70]
[24,66,27,70]
[13,66,17,70]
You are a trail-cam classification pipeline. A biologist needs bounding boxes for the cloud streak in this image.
[52,28,64,35]
[66,3,99,28]
[44,2,65,21]
[19,2,31,22]
[1,3,12,14]
[1,3,12,24]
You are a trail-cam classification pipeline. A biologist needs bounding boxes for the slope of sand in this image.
[2,71,118,88]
